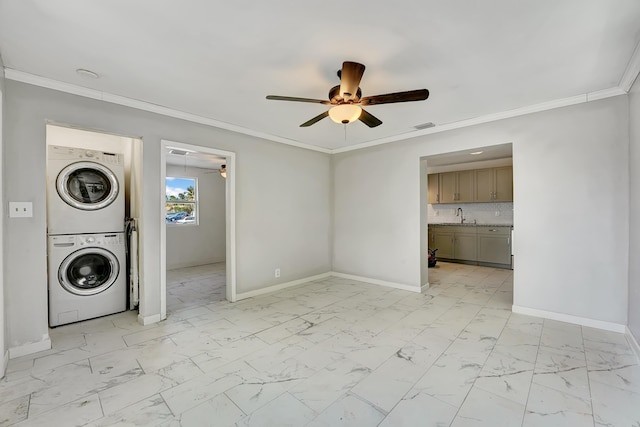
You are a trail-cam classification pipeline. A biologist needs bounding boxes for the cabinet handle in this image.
[489,229,497,232]
[507,237,510,244]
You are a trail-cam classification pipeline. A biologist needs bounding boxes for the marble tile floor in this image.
[1,262,639,426]
[166,263,226,314]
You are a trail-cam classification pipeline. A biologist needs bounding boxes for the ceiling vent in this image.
[168,149,189,156]
[414,122,435,130]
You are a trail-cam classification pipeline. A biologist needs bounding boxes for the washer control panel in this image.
[51,233,124,248]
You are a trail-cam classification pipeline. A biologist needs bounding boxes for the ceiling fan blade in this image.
[266,95,330,104]
[360,89,429,106]
[300,111,329,127]
[359,108,383,128]
[339,61,366,101]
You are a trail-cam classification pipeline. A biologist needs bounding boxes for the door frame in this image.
[160,140,237,320]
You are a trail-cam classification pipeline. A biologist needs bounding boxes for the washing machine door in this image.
[56,161,119,211]
[58,247,120,296]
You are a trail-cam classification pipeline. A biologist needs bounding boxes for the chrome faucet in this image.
[456,207,464,223]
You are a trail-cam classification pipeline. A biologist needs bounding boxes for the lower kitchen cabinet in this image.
[454,231,477,261]
[429,225,511,267]
[476,226,511,264]
[433,230,454,258]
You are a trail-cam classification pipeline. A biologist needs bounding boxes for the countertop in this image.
[429,223,513,228]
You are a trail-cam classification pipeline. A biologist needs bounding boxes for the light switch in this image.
[9,202,33,218]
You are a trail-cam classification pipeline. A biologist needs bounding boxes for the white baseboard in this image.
[167,259,225,271]
[512,305,626,333]
[421,283,430,292]
[626,326,640,363]
[236,272,333,300]
[138,313,162,326]
[1,350,8,378]
[9,334,52,359]
[331,272,422,293]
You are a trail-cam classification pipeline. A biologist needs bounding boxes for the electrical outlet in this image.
[275,268,281,278]
[9,202,33,218]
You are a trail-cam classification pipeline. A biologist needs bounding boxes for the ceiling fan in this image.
[266,61,429,128]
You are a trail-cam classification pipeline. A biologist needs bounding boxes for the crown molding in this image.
[4,68,630,156]
[333,87,626,154]
[3,69,332,154]
[619,39,640,93]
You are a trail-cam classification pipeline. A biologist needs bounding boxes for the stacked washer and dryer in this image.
[47,145,127,327]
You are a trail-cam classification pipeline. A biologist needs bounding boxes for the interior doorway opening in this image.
[421,143,514,305]
[160,140,236,320]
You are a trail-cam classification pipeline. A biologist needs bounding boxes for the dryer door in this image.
[56,161,119,211]
[58,247,120,296]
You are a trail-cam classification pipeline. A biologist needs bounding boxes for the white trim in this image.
[4,69,331,154]
[512,305,626,333]
[137,313,162,326]
[160,146,167,320]
[1,351,8,378]
[5,68,631,156]
[235,272,332,300]
[9,334,52,359]
[160,140,237,313]
[332,91,628,154]
[619,39,640,93]
[331,272,421,293]
[626,326,640,363]
[586,87,627,101]
[166,259,226,271]
[421,283,430,292]
[334,96,584,153]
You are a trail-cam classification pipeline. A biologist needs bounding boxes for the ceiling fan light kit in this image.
[328,104,362,124]
[266,61,429,128]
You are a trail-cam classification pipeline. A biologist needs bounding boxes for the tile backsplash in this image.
[428,202,513,225]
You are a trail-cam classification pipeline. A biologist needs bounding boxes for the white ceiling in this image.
[1,0,640,152]
[166,148,225,170]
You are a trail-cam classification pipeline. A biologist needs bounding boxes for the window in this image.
[166,177,197,225]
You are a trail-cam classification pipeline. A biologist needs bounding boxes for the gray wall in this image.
[166,164,226,269]
[4,80,332,351]
[0,53,6,372]
[334,96,629,326]
[629,74,640,341]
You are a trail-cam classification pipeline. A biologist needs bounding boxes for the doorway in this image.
[160,140,236,320]
[421,143,514,305]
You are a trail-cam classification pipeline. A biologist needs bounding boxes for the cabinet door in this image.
[427,174,439,204]
[428,227,435,248]
[457,170,474,202]
[433,230,454,258]
[439,172,457,203]
[474,168,494,202]
[454,232,477,261]
[477,234,511,264]
[494,166,513,202]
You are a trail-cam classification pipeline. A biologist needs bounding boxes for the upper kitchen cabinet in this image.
[439,170,474,203]
[427,174,439,204]
[474,166,513,202]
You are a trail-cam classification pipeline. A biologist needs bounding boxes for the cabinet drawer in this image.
[476,226,511,236]
[440,225,474,234]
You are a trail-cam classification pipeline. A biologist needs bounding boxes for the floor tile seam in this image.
[587,375,640,398]
[580,324,597,426]
[345,389,392,418]
[521,316,545,426]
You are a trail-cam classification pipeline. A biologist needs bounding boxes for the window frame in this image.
[165,175,199,226]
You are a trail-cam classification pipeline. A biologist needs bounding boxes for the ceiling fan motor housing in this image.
[329,85,362,104]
